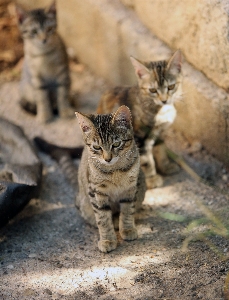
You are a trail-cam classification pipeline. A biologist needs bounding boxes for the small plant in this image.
[159,148,229,296]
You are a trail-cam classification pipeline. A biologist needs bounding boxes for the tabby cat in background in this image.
[97,50,183,189]
[35,106,146,253]
[16,1,74,123]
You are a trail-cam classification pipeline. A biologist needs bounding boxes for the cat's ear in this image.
[75,112,94,134]
[112,105,132,129]
[46,1,56,16]
[167,50,182,75]
[130,56,150,80]
[15,5,28,24]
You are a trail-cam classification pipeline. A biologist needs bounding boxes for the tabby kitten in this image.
[97,50,183,189]
[35,106,146,253]
[16,1,74,123]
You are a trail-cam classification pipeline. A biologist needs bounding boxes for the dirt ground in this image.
[0,62,229,300]
[1,1,229,300]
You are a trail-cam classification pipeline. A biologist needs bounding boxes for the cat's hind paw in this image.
[159,161,180,175]
[145,174,163,189]
[120,228,138,241]
[98,239,117,253]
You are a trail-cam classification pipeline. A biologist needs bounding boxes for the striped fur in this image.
[16,1,74,123]
[76,106,146,252]
[97,50,183,189]
[34,106,146,253]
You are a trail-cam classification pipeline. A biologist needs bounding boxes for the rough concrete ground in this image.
[0,65,229,300]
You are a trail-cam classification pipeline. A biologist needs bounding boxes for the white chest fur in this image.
[155,104,177,127]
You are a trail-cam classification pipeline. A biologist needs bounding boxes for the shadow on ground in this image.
[0,68,229,299]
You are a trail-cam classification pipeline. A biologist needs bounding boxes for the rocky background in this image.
[1,1,229,299]
[19,0,229,166]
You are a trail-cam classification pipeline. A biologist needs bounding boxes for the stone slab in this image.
[120,0,229,91]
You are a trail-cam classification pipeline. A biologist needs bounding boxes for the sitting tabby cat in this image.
[16,1,74,123]
[35,106,146,253]
[97,50,183,189]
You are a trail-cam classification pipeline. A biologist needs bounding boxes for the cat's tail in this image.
[34,137,83,188]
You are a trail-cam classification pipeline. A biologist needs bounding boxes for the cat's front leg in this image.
[34,88,53,123]
[141,139,163,189]
[90,194,117,253]
[30,75,53,123]
[56,85,74,119]
[119,197,138,241]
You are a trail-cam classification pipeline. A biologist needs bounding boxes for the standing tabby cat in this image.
[97,50,183,189]
[35,106,146,253]
[16,1,74,123]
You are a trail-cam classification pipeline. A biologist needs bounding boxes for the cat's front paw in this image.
[98,239,117,253]
[145,174,163,189]
[120,228,138,241]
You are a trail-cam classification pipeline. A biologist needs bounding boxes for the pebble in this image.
[44,288,52,295]
[222,175,228,182]
[28,253,37,258]
[7,265,14,269]
[48,166,56,173]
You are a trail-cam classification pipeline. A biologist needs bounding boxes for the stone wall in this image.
[120,0,229,91]
[16,0,229,165]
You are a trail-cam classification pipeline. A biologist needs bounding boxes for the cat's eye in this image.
[93,145,101,150]
[168,84,175,90]
[113,141,121,148]
[149,88,157,94]
[31,29,38,35]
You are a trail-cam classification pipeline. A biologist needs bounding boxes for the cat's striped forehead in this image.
[91,114,113,135]
[87,113,130,144]
[146,60,168,86]
[21,8,56,29]
[30,9,47,25]
[87,114,113,143]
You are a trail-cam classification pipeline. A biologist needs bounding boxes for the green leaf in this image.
[158,211,187,222]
